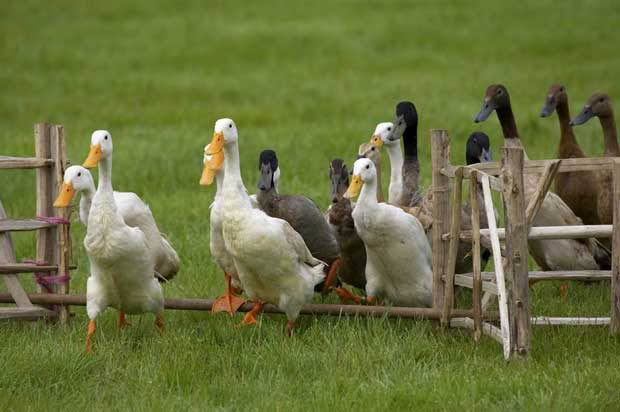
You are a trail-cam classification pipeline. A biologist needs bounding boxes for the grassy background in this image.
[2,0,620,410]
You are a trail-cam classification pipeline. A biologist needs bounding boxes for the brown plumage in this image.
[540,84,601,226]
[327,159,366,290]
[571,92,619,226]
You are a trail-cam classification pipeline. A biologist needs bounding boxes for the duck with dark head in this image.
[396,101,422,207]
[327,159,367,295]
[540,84,601,226]
[571,92,619,226]
[473,84,611,273]
[256,150,341,294]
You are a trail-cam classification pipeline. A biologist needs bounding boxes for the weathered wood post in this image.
[611,159,620,335]
[35,123,57,297]
[470,170,483,342]
[501,145,531,358]
[431,129,451,311]
[441,166,463,327]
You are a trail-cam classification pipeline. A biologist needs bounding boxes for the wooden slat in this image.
[442,166,463,326]
[442,156,617,177]
[532,317,610,326]
[0,263,77,274]
[611,160,620,335]
[482,175,511,359]
[450,317,504,345]
[0,307,56,320]
[458,225,613,241]
[458,270,611,282]
[0,155,53,169]
[453,274,498,294]
[470,170,483,342]
[431,129,451,311]
[0,201,33,308]
[0,219,55,232]
[525,160,561,228]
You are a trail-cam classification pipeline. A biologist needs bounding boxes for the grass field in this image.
[2,0,620,410]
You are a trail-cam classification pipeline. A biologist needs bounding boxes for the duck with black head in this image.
[474,84,611,272]
[256,150,341,295]
[571,92,619,226]
[327,159,367,298]
[540,84,601,226]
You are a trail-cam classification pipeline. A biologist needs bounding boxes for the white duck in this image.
[202,118,325,335]
[54,165,180,282]
[370,121,402,204]
[200,144,245,314]
[77,131,164,351]
[344,157,433,307]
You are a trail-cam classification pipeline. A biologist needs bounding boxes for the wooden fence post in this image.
[431,129,451,311]
[501,146,531,359]
[441,167,463,327]
[35,123,58,299]
[611,160,620,335]
[470,170,482,342]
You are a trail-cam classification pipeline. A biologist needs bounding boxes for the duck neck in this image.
[599,115,620,156]
[373,160,384,203]
[95,155,115,201]
[256,187,278,211]
[222,142,246,195]
[556,100,578,148]
[357,178,378,211]
[402,125,418,160]
[79,185,96,225]
[215,171,224,198]
[496,105,519,140]
[385,143,403,189]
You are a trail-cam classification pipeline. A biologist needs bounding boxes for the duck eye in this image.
[77,172,81,177]
[229,124,232,128]
[365,164,369,169]
[600,98,604,103]
[497,89,502,95]
[560,87,564,92]
[387,127,391,131]
[371,147,375,151]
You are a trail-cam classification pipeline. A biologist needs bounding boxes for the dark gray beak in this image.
[474,101,494,123]
[540,101,555,118]
[570,106,593,126]
[388,114,407,141]
[480,148,492,163]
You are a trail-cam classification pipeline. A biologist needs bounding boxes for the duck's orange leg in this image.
[85,320,96,353]
[333,287,363,305]
[286,320,295,337]
[117,311,131,335]
[155,312,164,335]
[321,258,341,295]
[212,272,246,315]
[241,301,265,326]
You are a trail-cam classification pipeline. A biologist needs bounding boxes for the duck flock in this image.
[52,84,618,350]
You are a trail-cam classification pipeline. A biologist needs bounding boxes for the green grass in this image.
[2,0,620,410]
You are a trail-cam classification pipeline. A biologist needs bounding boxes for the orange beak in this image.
[205,132,224,155]
[200,151,224,186]
[83,144,102,168]
[53,182,75,208]
[370,135,384,147]
[343,174,362,199]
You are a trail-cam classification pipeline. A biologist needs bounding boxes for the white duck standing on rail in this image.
[68,131,165,351]
[202,118,326,335]
[54,165,180,282]
[344,157,433,307]
[200,143,245,314]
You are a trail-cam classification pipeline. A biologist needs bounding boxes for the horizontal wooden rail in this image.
[442,157,618,179]
[454,225,613,241]
[456,270,611,282]
[0,306,57,320]
[0,156,53,169]
[0,293,500,320]
[447,274,499,294]
[531,317,610,326]
[0,219,56,232]
[0,264,77,274]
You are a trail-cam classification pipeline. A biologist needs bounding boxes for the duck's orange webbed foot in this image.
[286,321,295,337]
[212,273,246,315]
[322,258,342,295]
[85,320,96,353]
[155,312,164,335]
[117,311,131,335]
[241,301,265,326]
[334,287,363,305]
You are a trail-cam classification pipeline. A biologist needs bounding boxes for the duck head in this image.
[370,122,397,148]
[53,166,95,208]
[328,158,349,203]
[395,101,418,131]
[570,93,613,126]
[200,143,224,186]
[83,130,113,168]
[257,149,280,192]
[357,142,380,163]
[540,84,568,118]
[466,132,492,165]
[344,158,375,199]
[474,84,510,123]
[205,118,238,154]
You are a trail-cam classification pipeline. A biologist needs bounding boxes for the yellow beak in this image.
[205,132,224,155]
[370,135,384,147]
[83,144,102,168]
[200,151,224,186]
[53,182,75,208]
[343,174,362,199]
